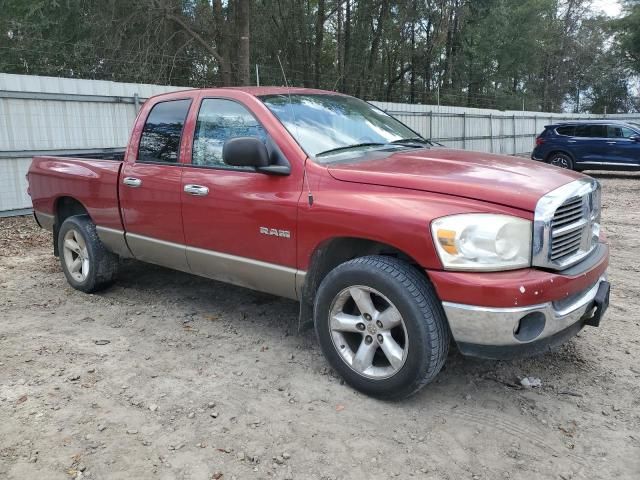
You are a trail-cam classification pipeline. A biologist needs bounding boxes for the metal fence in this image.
[1,73,639,215]
[371,101,640,156]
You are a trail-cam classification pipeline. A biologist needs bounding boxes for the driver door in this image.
[180,96,302,298]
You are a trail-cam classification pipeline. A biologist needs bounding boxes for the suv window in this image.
[138,99,191,164]
[607,125,636,139]
[555,126,575,136]
[574,124,606,138]
[192,99,267,168]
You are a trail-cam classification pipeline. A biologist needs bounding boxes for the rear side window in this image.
[574,125,606,138]
[138,99,191,164]
[556,126,575,136]
[589,125,607,138]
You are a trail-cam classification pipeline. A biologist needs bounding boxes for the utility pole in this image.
[256,64,260,87]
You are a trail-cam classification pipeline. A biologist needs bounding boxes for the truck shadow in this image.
[101,258,597,403]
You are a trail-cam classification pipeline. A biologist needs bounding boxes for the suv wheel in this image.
[58,215,119,293]
[314,255,450,400]
[548,153,574,170]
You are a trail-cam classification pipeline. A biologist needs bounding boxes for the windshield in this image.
[259,94,424,159]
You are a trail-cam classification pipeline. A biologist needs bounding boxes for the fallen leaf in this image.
[16,395,27,404]
[336,404,345,412]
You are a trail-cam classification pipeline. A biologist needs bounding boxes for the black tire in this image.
[57,215,118,293]
[547,152,574,170]
[314,255,450,400]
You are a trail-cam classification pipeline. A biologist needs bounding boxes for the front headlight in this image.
[431,214,532,271]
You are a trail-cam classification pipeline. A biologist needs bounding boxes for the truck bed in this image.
[28,154,125,231]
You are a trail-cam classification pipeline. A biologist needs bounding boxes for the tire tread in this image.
[315,255,450,399]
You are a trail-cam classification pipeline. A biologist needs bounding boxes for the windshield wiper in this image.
[316,142,386,156]
[388,137,432,146]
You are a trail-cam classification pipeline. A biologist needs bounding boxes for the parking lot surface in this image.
[1,171,639,480]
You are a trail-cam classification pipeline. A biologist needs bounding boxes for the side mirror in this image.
[223,137,270,168]
[630,135,640,142]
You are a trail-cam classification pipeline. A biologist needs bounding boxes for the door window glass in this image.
[607,125,636,138]
[574,125,590,137]
[589,125,607,138]
[192,99,267,168]
[574,125,606,138]
[138,99,191,164]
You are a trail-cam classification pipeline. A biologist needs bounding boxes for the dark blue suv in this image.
[531,120,640,171]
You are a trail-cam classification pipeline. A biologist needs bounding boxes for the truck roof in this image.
[151,86,344,100]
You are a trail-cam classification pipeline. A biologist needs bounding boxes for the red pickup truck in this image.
[27,87,610,399]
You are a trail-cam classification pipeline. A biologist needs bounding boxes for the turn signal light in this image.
[436,229,458,255]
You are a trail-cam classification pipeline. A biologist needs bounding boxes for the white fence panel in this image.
[1,73,639,214]
[0,73,188,214]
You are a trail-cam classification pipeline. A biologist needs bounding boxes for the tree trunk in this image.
[342,0,351,92]
[363,0,389,98]
[314,0,325,88]
[236,0,251,86]
[337,0,343,90]
[213,0,232,86]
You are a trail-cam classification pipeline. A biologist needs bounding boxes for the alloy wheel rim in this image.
[329,285,408,379]
[63,229,90,282]
[551,157,569,168]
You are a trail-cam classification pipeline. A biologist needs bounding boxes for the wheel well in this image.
[52,197,90,256]
[545,149,574,163]
[297,237,424,330]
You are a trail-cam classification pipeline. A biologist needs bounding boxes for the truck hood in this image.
[326,148,583,211]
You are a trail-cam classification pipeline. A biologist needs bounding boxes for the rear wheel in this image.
[314,255,449,400]
[548,152,574,170]
[58,215,118,293]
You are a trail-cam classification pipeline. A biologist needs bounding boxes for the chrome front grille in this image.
[550,196,588,261]
[533,179,601,270]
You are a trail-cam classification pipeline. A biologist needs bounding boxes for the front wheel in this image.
[314,256,450,400]
[58,215,119,293]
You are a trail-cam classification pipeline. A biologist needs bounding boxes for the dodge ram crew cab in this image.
[27,88,610,399]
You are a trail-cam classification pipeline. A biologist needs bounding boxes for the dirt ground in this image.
[1,171,639,480]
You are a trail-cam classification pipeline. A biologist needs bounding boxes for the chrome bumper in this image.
[443,275,607,347]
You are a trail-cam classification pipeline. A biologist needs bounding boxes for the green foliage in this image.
[0,0,637,112]
[614,0,640,72]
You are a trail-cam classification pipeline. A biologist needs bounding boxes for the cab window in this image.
[192,99,267,168]
[138,99,191,164]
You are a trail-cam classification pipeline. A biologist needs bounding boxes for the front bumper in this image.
[443,275,609,359]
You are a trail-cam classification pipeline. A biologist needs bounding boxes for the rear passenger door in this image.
[120,98,193,271]
[572,124,609,166]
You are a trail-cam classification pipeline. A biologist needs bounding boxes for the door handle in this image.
[123,177,142,187]
[568,140,577,143]
[606,141,617,145]
[184,184,209,196]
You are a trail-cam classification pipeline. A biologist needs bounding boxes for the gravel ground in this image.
[1,171,639,480]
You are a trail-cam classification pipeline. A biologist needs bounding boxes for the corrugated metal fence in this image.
[371,101,640,155]
[0,73,185,215]
[1,73,639,215]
